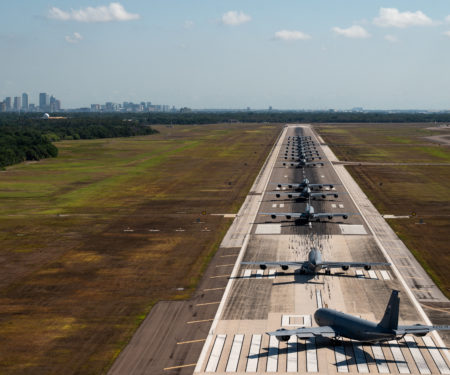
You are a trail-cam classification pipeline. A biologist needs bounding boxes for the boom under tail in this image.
[378,290,399,330]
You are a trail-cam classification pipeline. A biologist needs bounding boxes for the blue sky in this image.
[1,1,450,109]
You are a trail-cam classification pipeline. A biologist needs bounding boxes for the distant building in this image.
[39,93,50,111]
[5,97,11,111]
[22,93,28,111]
[91,104,100,112]
[13,96,21,111]
[0,102,6,112]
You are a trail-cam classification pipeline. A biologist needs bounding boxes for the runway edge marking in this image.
[308,124,450,364]
[194,125,288,372]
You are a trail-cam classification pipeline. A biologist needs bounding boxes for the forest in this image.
[0,114,158,168]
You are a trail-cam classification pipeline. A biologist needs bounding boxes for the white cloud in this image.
[184,20,194,29]
[332,25,371,39]
[373,8,433,28]
[221,11,251,26]
[48,2,140,22]
[445,15,450,23]
[444,31,450,38]
[65,32,83,43]
[274,30,311,41]
[384,34,398,43]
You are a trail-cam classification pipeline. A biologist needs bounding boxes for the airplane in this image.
[283,159,324,167]
[241,247,390,275]
[272,186,338,200]
[261,203,351,222]
[275,178,338,191]
[268,290,450,343]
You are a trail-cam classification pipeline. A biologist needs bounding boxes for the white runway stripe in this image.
[225,334,244,372]
[388,340,410,373]
[304,315,312,327]
[352,343,369,373]
[272,203,277,208]
[205,334,226,372]
[380,270,391,280]
[368,270,378,279]
[316,290,323,308]
[421,336,450,374]
[334,344,349,372]
[280,203,285,208]
[255,270,264,278]
[281,315,290,327]
[266,335,279,372]
[332,204,337,208]
[243,269,252,278]
[356,270,365,278]
[268,269,276,279]
[371,344,390,373]
[246,334,261,373]
[306,338,318,372]
[339,204,344,208]
[404,336,431,374]
[287,336,298,372]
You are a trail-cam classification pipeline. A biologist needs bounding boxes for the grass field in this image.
[315,123,450,298]
[0,123,281,374]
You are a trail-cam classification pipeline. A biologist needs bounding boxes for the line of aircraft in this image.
[243,134,450,343]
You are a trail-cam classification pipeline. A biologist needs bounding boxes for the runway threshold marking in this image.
[306,338,318,373]
[163,363,197,371]
[287,336,298,372]
[334,344,349,372]
[187,318,214,324]
[371,344,390,373]
[422,336,450,374]
[225,334,244,372]
[205,334,226,372]
[196,301,221,306]
[246,334,262,372]
[352,343,369,373]
[404,336,431,374]
[177,338,206,345]
[266,335,279,372]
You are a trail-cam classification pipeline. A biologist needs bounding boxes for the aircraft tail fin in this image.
[378,290,399,330]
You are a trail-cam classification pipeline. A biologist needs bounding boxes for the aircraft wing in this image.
[241,261,307,267]
[305,162,324,166]
[308,183,339,188]
[313,212,350,218]
[274,183,300,188]
[310,192,338,198]
[320,261,391,269]
[395,325,450,336]
[267,326,336,339]
[260,212,305,218]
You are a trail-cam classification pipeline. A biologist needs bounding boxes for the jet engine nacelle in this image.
[276,194,281,198]
[271,214,277,219]
[342,265,350,271]
[334,194,338,198]
[343,215,348,220]
[288,194,293,198]
[364,265,371,271]
[321,194,327,199]
[275,329,291,342]
[283,162,286,166]
[285,215,291,220]
[281,265,289,271]
[260,264,267,270]
[328,215,333,220]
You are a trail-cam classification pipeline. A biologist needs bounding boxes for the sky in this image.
[1,1,450,110]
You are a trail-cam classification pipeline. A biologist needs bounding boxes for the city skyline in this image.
[1,1,450,109]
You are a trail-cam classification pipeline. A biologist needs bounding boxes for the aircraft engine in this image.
[283,162,286,166]
[342,265,350,271]
[281,265,289,271]
[318,185,323,189]
[260,264,267,270]
[277,184,282,188]
[271,214,277,219]
[286,215,291,220]
[288,185,293,188]
[334,194,338,198]
[329,185,334,188]
[276,194,281,198]
[288,194,293,198]
[364,265,371,271]
[328,215,333,220]
[284,157,288,160]
[343,215,348,219]
[321,194,327,199]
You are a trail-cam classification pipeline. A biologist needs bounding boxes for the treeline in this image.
[143,111,450,124]
[0,114,158,168]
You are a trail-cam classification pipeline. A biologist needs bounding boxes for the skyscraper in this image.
[13,96,21,111]
[39,93,49,111]
[5,97,11,111]
[22,93,28,111]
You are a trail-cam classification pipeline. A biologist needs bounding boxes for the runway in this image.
[193,124,450,375]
